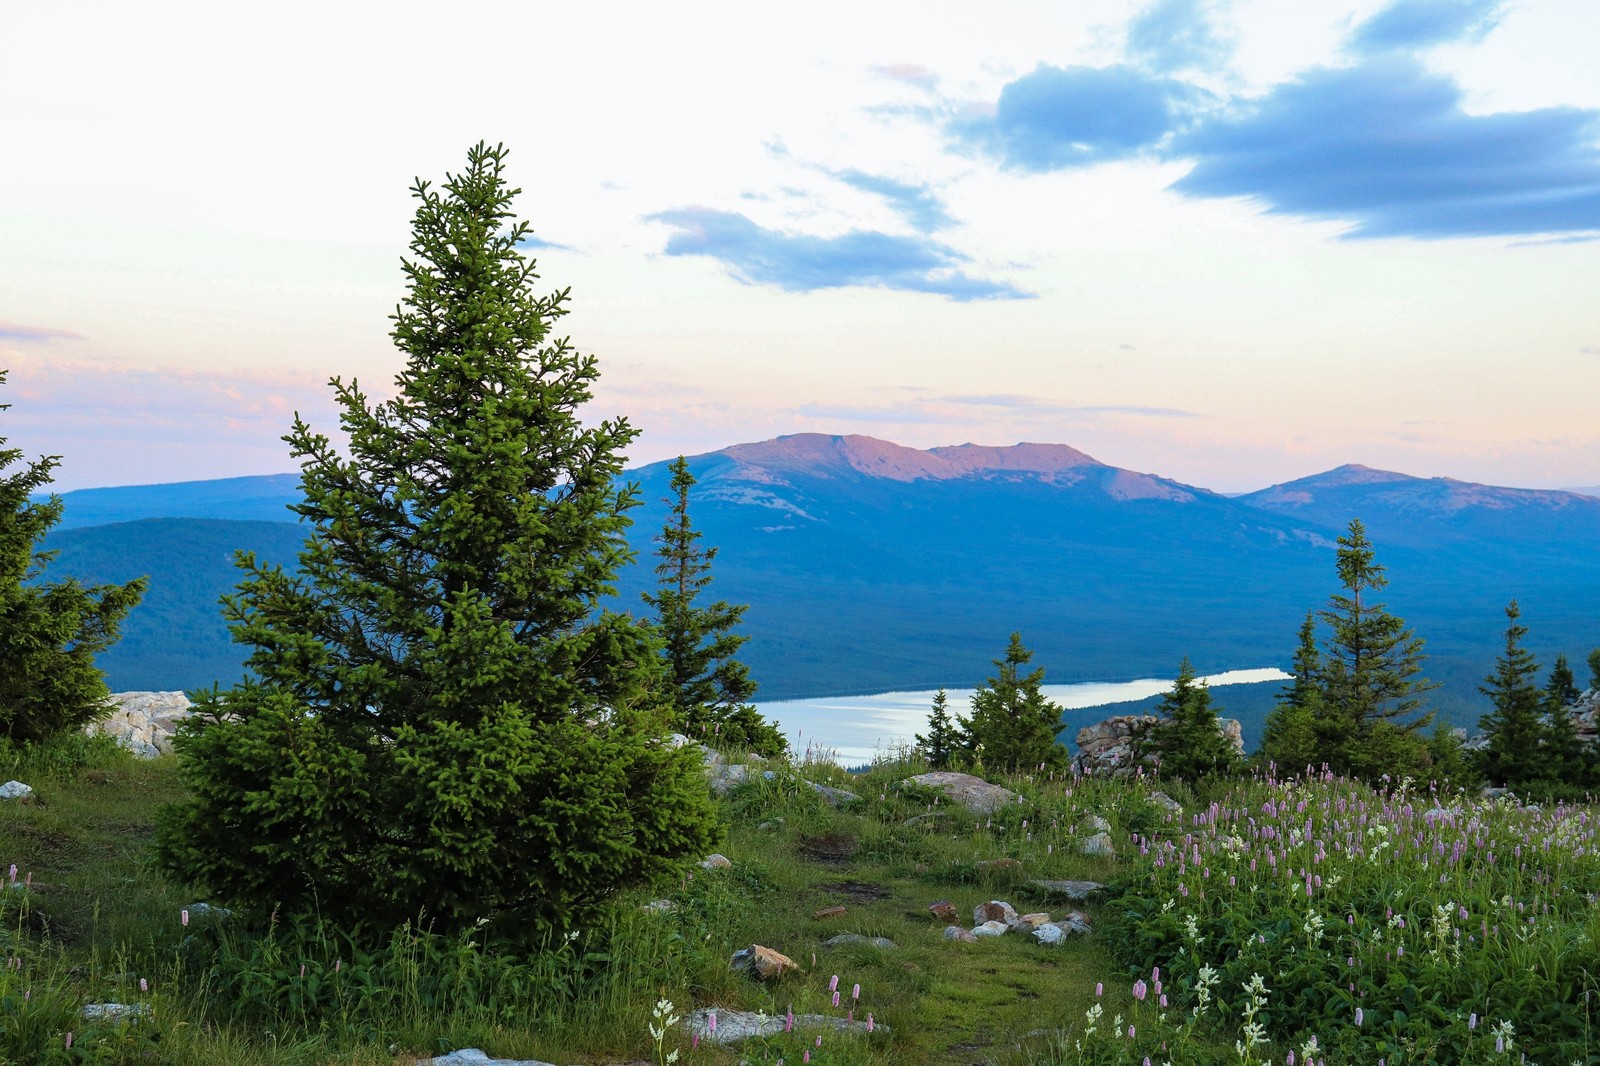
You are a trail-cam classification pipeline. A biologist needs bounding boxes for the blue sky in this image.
[2,0,1596,492]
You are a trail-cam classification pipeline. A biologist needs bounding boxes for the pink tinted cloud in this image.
[0,322,86,343]
[3,357,344,490]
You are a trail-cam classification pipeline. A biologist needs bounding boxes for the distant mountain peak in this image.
[712,434,1104,483]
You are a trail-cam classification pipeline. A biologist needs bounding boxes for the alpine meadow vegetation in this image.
[959,632,1071,775]
[153,143,718,938]
[0,370,146,747]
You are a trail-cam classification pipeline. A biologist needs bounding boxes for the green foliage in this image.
[1423,721,1480,793]
[1475,600,1547,790]
[1589,647,1600,692]
[0,370,146,744]
[642,456,784,757]
[1545,653,1580,708]
[1314,519,1435,780]
[155,144,718,940]
[914,688,961,770]
[1257,614,1322,775]
[959,632,1069,774]
[1152,657,1238,782]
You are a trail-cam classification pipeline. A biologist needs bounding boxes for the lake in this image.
[753,668,1291,766]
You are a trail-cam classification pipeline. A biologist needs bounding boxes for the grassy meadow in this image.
[2,735,1597,1065]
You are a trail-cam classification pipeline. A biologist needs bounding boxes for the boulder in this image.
[904,772,1019,814]
[927,900,960,923]
[700,853,733,870]
[943,925,979,943]
[416,1052,560,1066]
[88,691,194,758]
[823,933,896,950]
[0,781,33,801]
[730,944,798,981]
[809,781,859,806]
[1072,714,1243,777]
[1032,912,1092,945]
[1149,790,1182,812]
[81,1002,152,1022]
[1080,833,1115,858]
[686,1008,885,1045]
[972,920,1009,937]
[974,900,1018,925]
[1029,879,1104,901]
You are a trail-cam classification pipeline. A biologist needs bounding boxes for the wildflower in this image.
[1133,979,1148,1001]
[829,974,839,992]
[832,991,840,1007]
[852,982,860,1001]
[786,1006,794,1032]
[1096,982,1104,997]
[181,908,190,927]
[65,1033,73,1050]
[1355,1007,1364,1027]
[708,1010,717,1035]
[867,1013,875,1032]
[1469,1013,1478,1030]
[140,977,148,993]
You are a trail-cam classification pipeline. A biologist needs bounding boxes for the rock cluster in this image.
[1072,714,1243,777]
[939,897,1092,945]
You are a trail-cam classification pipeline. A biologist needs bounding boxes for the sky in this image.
[3,0,1597,493]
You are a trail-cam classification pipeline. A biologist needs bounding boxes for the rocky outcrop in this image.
[730,944,798,981]
[904,771,1019,814]
[1073,714,1243,777]
[86,692,194,758]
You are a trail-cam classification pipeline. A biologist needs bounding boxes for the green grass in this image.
[3,740,1596,1064]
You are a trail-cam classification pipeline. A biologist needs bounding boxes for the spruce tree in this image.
[642,456,783,756]
[1589,648,1600,692]
[1257,613,1322,776]
[1546,654,1580,708]
[1153,657,1238,782]
[962,632,1068,774]
[0,371,146,743]
[1476,600,1546,790]
[1316,519,1435,779]
[915,687,960,770]
[154,144,718,937]
[1540,654,1584,796]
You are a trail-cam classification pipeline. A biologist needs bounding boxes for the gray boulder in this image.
[904,771,1019,814]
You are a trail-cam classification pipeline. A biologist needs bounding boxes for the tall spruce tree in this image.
[1546,654,1580,708]
[1257,613,1323,776]
[642,456,783,756]
[1475,600,1547,790]
[961,632,1068,774]
[1540,653,1585,795]
[1589,648,1600,692]
[1316,519,1435,778]
[154,144,718,937]
[915,687,960,770]
[0,371,146,743]
[1153,657,1238,782]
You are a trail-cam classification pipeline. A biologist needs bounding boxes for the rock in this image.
[1029,879,1104,901]
[686,1008,886,1045]
[641,899,677,914]
[87,691,194,758]
[700,853,733,869]
[824,933,897,949]
[904,771,1020,814]
[1082,814,1111,834]
[974,900,1018,925]
[943,925,979,943]
[757,818,785,830]
[730,944,798,981]
[971,920,1009,937]
[416,1052,560,1066]
[812,905,847,920]
[1072,714,1244,777]
[181,902,232,923]
[1008,912,1051,933]
[0,781,33,801]
[707,764,749,795]
[927,900,960,923]
[81,1002,152,1022]
[901,811,947,828]
[1056,911,1092,935]
[809,781,859,806]
[1032,916,1090,945]
[976,857,1023,874]
[1080,833,1115,857]
[1149,790,1182,812]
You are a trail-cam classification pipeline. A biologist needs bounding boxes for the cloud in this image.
[1127,0,1230,73]
[0,322,85,343]
[1348,0,1504,54]
[829,169,954,233]
[943,393,1200,418]
[647,206,1032,301]
[1171,57,1600,238]
[873,63,939,91]
[949,64,1199,170]
[515,234,573,252]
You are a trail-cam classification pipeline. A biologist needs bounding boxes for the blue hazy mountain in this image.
[39,435,1600,730]
[44,473,303,530]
